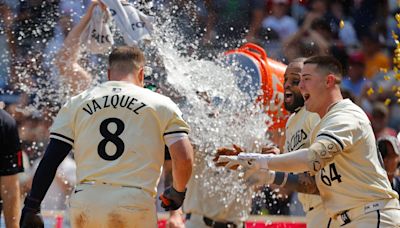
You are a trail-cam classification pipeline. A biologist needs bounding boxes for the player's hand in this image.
[214,144,244,170]
[216,155,253,169]
[243,167,276,186]
[160,186,186,211]
[88,0,107,14]
[237,152,275,170]
[261,143,280,155]
[20,207,44,228]
[166,210,185,228]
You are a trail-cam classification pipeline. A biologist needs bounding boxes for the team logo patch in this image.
[326,143,340,155]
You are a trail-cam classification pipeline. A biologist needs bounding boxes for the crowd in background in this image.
[0,0,400,218]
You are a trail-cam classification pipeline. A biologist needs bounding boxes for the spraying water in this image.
[1,1,279,224]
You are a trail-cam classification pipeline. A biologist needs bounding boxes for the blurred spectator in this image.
[342,52,369,97]
[202,0,265,52]
[283,14,349,65]
[326,0,358,47]
[283,13,328,61]
[0,108,24,228]
[371,102,397,139]
[258,28,285,62]
[377,136,400,196]
[14,0,60,55]
[262,0,298,41]
[351,0,380,38]
[361,32,390,79]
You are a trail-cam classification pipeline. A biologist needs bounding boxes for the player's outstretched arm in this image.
[55,1,106,94]
[238,143,334,174]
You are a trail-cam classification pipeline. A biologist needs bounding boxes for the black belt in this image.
[186,213,238,228]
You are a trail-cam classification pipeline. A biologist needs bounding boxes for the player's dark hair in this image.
[108,46,145,75]
[304,55,343,84]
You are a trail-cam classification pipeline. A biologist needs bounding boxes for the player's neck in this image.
[319,93,343,118]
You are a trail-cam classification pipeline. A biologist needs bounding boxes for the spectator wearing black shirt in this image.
[0,109,24,228]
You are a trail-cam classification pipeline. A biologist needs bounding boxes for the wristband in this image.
[274,172,286,185]
[24,196,41,212]
[280,173,289,187]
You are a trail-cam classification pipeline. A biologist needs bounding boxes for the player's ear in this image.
[138,66,145,87]
[326,74,336,87]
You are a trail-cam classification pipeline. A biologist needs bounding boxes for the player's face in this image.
[299,64,326,114]
[284,65,304,113]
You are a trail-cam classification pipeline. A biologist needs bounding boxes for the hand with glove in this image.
[216,155,255,169]
[214,144,243,170]
[243,167,276,187]
[237,152,275,170]
[159,186,186,211]
[20,196,44,228]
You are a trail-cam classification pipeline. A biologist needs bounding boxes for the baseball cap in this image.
[377,135,400,157]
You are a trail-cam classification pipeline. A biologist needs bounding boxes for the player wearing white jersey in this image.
[282,60,333,228]
[243,59,337,228]
[20,46,194,228]
[224,56,400,227]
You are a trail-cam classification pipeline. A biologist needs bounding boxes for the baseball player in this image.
[0,109,24,228]
[223,56,400,227]
[242,58,338,228]
[20,45,194,228]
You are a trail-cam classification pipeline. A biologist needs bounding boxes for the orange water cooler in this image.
[224,43,288,130]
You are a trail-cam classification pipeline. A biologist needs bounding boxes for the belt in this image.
[186,213,238,228]
[80,180,142,189]
[335,199,399,226]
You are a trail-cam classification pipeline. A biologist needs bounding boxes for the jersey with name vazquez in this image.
[310,99,398,217]
[285,106,321,212]
[50,81,189,196]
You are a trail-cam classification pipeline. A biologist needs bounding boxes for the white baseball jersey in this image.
[310,99,398,217]
[50,81,189,196]
[284,107,322,212]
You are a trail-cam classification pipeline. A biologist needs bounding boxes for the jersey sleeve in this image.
[163,102,190,137]
[0,114,24,175]
[314,113,360,154]
[49,98,76,146]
